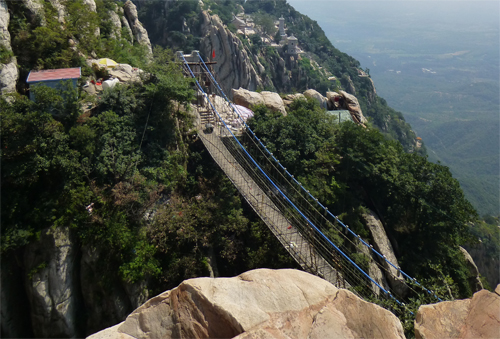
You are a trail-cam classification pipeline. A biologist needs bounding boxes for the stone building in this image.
[287,34,298,55]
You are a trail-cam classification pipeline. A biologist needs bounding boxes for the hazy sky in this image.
[286,1,499,30]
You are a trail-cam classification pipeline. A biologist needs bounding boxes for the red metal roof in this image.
[27,67,81,83]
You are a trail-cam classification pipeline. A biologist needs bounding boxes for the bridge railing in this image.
[178,51,443,314]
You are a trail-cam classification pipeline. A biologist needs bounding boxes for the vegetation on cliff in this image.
[247,100,477,297]
[1,0,493,337]
[8,0,148,94]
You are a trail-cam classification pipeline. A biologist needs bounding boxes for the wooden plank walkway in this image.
[197,116,347,288]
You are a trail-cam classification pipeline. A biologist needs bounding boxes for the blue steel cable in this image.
[194,52,442,303]
[181,54,408,310]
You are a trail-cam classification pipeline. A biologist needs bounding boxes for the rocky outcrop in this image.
[24,226,79,338]
[232,88,286,115]
[0,0,10,49]
[200,12,262,98]
[459,246,483,293]
[415,286,500,339]
[465,243,500,290]
[21,0,45,24]
[83,0,99,37]
[339,90,368,124]
[260,91,287,115]
[233,87,265,107]
[359,244,391,296]
[82,0,96,12]
[88,269,405,339]
[120,14,134,43]
[283,93,306,106]
[362,209,408,298]
[108,63,143,83]
[0,0,19,95]
[341,74,356,95]
[108,8,122,39]
[366,77,377,104]
[123,0,152,56]
[0,61,19,96]
[326,91,342,110]
[304,89,327,109]
[48,0,66,24]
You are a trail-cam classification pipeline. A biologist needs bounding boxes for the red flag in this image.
[212,49,215,59]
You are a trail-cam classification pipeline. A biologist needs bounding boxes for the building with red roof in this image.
[27,67,81,100]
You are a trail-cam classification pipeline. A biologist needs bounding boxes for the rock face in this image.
[233,87,265,107]
[359,243,391,297]
[326,91,342,110]
[341,74,357,95]
[82,0,97,12]
[21,0,45,24]
[0,0,10,49]
[121,14,134,42]
[459,246,483,293]
[80,245,148,335]
[108,8,122,39]
[0,0,19,95]
[200,12,262,98]
[24,227,79,338]
[260,91,287,115]
[303,89,327,109]
[123,0,152,56]
[362,209,408,298]
[466,243,500,291]
[415,286,500,339]
[0,58,18,95]
[283,93,306,106]
[339,90,368,124]
[48,0,66,24]
[108,63,143,83]
[232,88,286,115]
[88,269,405,339]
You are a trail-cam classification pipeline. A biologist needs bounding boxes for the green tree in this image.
[254,12,278,37]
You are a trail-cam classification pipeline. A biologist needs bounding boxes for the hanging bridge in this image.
[177,51,442,314]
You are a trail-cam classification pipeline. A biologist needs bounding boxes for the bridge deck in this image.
[197,117,347,288]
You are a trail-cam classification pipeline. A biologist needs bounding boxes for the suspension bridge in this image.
[177,51,442,314]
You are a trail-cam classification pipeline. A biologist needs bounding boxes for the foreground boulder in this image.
[415,286,500,339]
[88,269,405,339]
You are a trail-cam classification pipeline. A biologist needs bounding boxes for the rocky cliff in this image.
[0,0,152,95]
[1,226,149,338]
[465,238,500,290]
[199,11,262,98]
[0,1,154,336]
[123,0,152,56]
[0,0,18,95]
[88,269,406,339]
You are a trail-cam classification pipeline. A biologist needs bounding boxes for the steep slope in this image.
[136,0,420,152]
